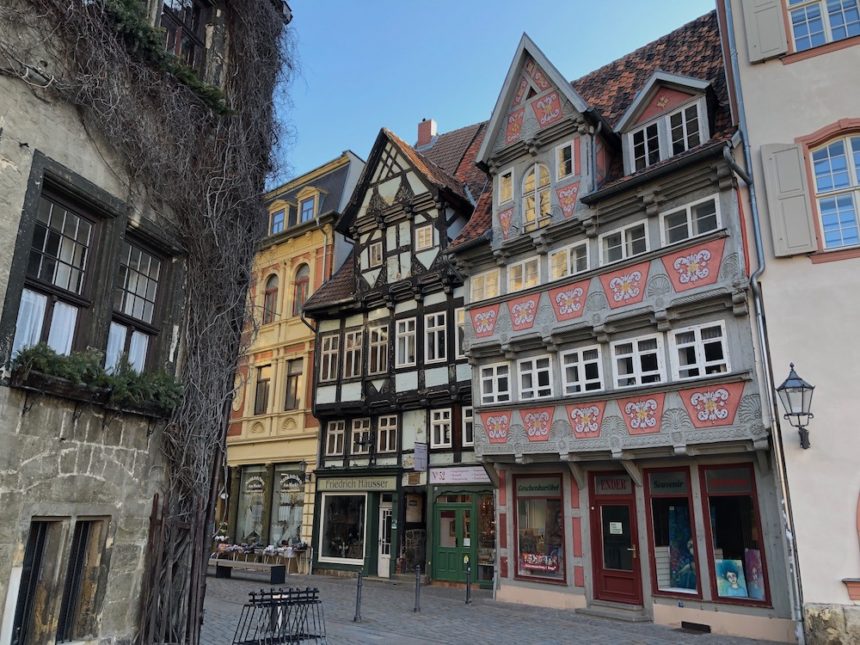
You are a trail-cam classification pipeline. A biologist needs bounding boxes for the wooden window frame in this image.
[599,221,649,266]
[430,408,452,449]
[507,257,540,293]
[319,334,340,383]
[611,333,666,388]
[659,195,722,247]
[517,354,553,400]
[480,361,511,405]
[424,311,447,364]
[395,317,416,368]
[262,273,279,325]
[549,241,589,281]
[560,345,604,395]
[325,420,345,456]
[668,321,731,381]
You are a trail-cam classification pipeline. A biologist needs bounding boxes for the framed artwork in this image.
[715,558,748,598]
[745,548,765,600]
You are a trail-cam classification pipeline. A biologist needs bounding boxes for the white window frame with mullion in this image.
[787,0,860,52]
[471,268,500,302]
[517,355,554,400]
[424,311,447,364]
[480,361,511,405]
[811,135,860,249]
[560,345,604,395]
[343,329,363,379]
[430,408,453,449]
[669,321,731,381]
[660,195,722,246]
[498,167,514,205]
[507,257,540,293]
[455,307,466,359]
[351,418,372,455]
[377,414,398,453]
[415,223,434,251]
[626,97,708,173]
[599,221,649,266]
[462,406,474,447]
[522,163,552,232]
[319,333,340,382]
[611,334,666,388]
[367,322,388,375]
[549,240,589,281]
[395,317,416,368]
[555,140,576,180]
[325,420,345,456]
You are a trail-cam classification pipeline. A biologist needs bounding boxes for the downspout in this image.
[722,2,805,642]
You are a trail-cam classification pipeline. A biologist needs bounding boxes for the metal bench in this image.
[209,558,286,585]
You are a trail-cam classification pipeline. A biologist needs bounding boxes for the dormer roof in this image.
[614,71,712,133]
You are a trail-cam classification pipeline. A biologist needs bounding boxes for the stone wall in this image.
[805,604,860,645]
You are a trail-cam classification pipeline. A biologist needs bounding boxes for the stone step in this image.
[576,600,651,623]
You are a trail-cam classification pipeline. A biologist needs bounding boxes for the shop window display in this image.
[478,493,496,584]
[270,466,304,547]
[320,494,366,562]
[236,465,266,544]
[515,476,564,581]
[646,469,698,595]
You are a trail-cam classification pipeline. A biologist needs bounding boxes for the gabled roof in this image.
[303,248,355,312]
[385,129,469,202]
[419,121,489,200]
[448,187,492,251]
[614,71,712,133]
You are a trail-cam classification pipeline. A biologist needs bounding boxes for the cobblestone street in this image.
[202,571,775,645]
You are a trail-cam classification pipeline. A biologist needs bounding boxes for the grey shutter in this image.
[761,143,817,256]
[743,0,788,63]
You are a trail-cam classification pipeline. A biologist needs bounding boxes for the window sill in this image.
[782,35,860,65]
[809,246,860,264]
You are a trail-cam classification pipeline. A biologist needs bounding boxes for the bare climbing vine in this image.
[0,1,291,642]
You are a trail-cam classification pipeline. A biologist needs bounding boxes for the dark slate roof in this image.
[303,249,355,311]
[267,161,352,215]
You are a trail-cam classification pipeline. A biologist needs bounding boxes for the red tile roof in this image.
[303,249,355,311]
[449,187,492,251]
[385,129,470,203]
[419,122,490,199]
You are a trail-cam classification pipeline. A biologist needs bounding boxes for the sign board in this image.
[413,442,428,472]
[609,522,623,535]
[594,474,632,496]
[316,476,397,492]
[430,466,491,485]
[515,477,561,498]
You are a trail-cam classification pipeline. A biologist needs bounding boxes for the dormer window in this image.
[632,123,660,171]
[626,97,708,173]
[523,163,551,232]
[669,104,701,155]
[300,197,315,223]
[270,209,285,235]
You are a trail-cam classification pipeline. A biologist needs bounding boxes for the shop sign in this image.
[413,442,428,472]
[516,477,561,498]
[317,476,396,492]
[245,476,265,494]
[705,467,753,495]
[594,474,632,496]
[429,466,491,485]
[279,473,304,493]
[648,471,688,495]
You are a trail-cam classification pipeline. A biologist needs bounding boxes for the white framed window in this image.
[377,415,398,453]
[395,318,416,367]
[523,163,552,232]
[669,104,702,155]
[788,0,860,52]
[811,135,860,249]
[627,99,708,172]
[669,322,730,380]
[320,333,340,382]
[325,420,345,456]
[632,122,660,171]
[600,222,648,265]
[518,355,553,400]
[556,141,575,180]
[612,334,666,388]
[471,268,500,302]
[368,323,388,375]
[549,241,589,280]
[352,418,371,455]
[424,311,447,363]
[430,408,452,448]
[507,257,540,293]
[300,196,316,223]
[560,346,603,395]
[343,329,363,379]
[462,406,474,447]
[369,241,383,268]
[498,168,514,204]
[455,307,466,359]
[661,196,721,245]
[416,224,434,251]
[480,362,511,405]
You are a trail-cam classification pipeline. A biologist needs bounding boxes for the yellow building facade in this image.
[225,151,363,549]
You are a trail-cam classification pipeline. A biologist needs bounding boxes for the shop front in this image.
[228,462,308,547]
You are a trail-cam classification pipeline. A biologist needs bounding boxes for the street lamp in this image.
[776,364,815,449]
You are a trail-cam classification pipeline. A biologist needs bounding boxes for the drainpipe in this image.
[722,2,805,642]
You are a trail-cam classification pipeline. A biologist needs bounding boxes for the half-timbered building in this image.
[449,12,796,641]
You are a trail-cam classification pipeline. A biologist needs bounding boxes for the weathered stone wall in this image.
[805,603,860,645]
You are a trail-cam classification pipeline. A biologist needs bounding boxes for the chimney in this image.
[417,118,437,147]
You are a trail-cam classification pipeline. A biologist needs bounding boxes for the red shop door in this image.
[590,473,643,605]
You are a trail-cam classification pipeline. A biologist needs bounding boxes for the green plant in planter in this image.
[11,343,105,387]
[107,357,183,412]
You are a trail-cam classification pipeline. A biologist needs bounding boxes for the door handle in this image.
[627,545,638,559]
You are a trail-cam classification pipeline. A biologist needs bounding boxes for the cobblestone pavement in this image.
[202,571,776,645]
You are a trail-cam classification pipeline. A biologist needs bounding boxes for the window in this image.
[395,318,416,367]
[462,406,474,447]
[812,135,860,249]
[499,168,514,204]
[287,205,297,228]
[56,519,107,641]
[471,268,500,302]
[669,105,702,155]
[284,358,302,410]
[270,209,285,235]
[262,274,278,325]
[455,307,466,359]
[319,493,366,562]
[352,418,371,455]
[292,264,310,316]
[670,323,730,380]
[600,222,648,265]
[507,257,540,292]
[106,240,163,373]
[368,323,388,375]
[662,197,720,245]
[633,123,660,171]
[236,465,265,541]
[319,334,339,382]
[515,476,565,581]
[646,470,699,595]
[431,408,452,448]
[270,465,304,547]
[788,0,860,52]
[480,362,511,404]
[556,141,575,179]
[518,355,553,400]
[424,312,447,363]
[416,224,434,251]
[549,241,588,280]
[523,163,552,231]
[300,197,315,223]
[377,415,398,453]
[702,465,768,602]
[560,346,603,394]
[253,364,271,415]
[343,329,363,379]
[628,99,708,172]
[612,334,665,388]
[161,0,209,73]
[325,420,345,456]
[369,241,383,268]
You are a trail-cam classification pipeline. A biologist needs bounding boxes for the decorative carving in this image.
[599,261,651,309]
[720,252,740,282]
[647,273,671,298]
[395,178,414,205]
[586,290,608,312]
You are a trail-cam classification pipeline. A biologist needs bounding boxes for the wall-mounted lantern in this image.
[776,363,815,449]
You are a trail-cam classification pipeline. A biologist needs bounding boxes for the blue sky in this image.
[276,0,715,181]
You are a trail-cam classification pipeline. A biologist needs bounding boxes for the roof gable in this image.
[615,71,711,132]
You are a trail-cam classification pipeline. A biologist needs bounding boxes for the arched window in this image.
[523,163,551,231]
[292,264,310,316]
[262,274,278,324]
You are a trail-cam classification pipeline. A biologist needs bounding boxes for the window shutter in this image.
[743,0,788,63]
[761,143,817,256]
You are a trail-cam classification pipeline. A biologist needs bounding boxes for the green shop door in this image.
[434,505,472,582]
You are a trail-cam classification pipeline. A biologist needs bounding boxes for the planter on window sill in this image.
[10,369,110,406]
